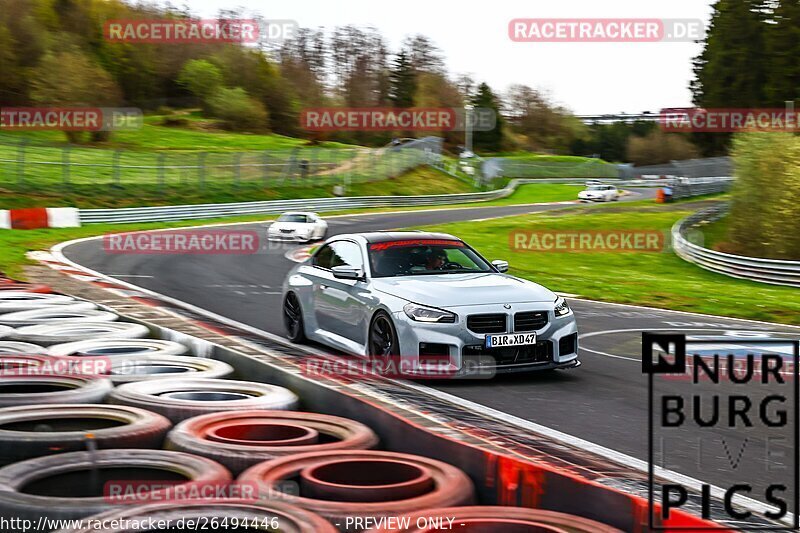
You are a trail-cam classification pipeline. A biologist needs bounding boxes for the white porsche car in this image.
[268,212,328,242]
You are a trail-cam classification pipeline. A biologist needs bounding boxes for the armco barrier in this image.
[673,204,800,287]
[76,177,723,225]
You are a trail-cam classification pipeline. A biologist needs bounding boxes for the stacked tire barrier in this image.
[0,276,717,531]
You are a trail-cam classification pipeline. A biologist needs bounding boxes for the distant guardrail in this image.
[671,176,733,199]
[77,176,726,224]
[673,205,800,288]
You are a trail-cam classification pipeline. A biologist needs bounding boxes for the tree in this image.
[626,130,700,165]
[206,87,268,131]
[691,0,770,154]
[470,82,504,152]
[177,59,223,103]
[389,51,416,108]
[29,46,122,142]
[765,0,800,105]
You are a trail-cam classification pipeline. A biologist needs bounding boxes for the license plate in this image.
[485,332,537,348]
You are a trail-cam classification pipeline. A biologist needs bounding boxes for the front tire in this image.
[283,292,306,343]
[368,311,399,358]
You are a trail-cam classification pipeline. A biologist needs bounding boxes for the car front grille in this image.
[514,311,548,331]
[466,314,506,334]
[463,340,553,366]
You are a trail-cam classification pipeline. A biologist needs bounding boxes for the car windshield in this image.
[368,239,493,278]
[587,185,606,191]
[278,214,309,223]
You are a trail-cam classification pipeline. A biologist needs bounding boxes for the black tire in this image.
[107,378,300,423]
[0,449,231,523]
[368,311,399,358]
[52,500,338,533]
[0,374,113,407]
[102,355,234,384]
[283,292,306,343]
[0,404,171,465]
[11,322,150,346]
[48,339,188,357]
[166,410,379,475]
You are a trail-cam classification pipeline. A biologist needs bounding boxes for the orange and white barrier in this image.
[0,208,80,229]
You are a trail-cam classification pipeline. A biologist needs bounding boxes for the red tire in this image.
[167,410,379,475]
[238,450,474,531]
[52,500,337,533]
[363,506,623,532]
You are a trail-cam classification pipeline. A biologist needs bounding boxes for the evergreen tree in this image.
[690,0,770,154]
[470,82,504,153]
[389,51,416,108]
[765,0,800,106]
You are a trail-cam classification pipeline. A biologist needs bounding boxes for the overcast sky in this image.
[177,0,715,114]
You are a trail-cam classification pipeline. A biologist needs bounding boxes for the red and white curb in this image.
[0,207,80,229]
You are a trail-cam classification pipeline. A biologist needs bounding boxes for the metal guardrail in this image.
[672,205,800,287]
[78,176,729,224]
[671,176,733,199]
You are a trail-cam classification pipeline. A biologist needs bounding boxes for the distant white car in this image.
[268,212,328,242]
[578,184,620,202]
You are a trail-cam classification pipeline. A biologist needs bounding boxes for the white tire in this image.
[0,308,116,327]
[108,378,300,422]
[0,293,81,313]
[48,339,188,358]
[103,355,234,384]
[0,341,44,354]
[12,322,150,346]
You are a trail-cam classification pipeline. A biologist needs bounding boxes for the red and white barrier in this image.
[0,208,80,229]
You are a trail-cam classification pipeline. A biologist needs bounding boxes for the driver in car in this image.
[425,249,447,270]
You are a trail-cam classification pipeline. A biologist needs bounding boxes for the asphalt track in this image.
[62,190,800,515]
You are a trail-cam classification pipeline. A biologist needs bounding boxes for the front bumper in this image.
[391,303,579,376]
[268,232,312,242]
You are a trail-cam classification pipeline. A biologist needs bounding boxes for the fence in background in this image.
[0,135,443,192]
[482,157,620,180]
[673,204,800,287]
[621,157,733,179]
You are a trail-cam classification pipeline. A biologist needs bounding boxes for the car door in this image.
[310,240,371,345]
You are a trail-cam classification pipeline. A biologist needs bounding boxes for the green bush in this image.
[728,133,800,259]
[206,87,269,132]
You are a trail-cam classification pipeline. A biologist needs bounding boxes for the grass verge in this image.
[414,202,800,325]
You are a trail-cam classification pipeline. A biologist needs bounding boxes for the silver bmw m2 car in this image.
[281,231,579,375]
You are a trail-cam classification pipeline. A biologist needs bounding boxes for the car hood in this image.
[371,272,556,307]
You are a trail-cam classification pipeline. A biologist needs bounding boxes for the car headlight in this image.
[554,296,572,317]
[403,303,457,323]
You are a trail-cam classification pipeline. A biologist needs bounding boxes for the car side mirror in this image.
[492,260,509,273]
[331,265,364,280]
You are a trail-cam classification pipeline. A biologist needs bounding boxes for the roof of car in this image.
[340,231,460,244]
